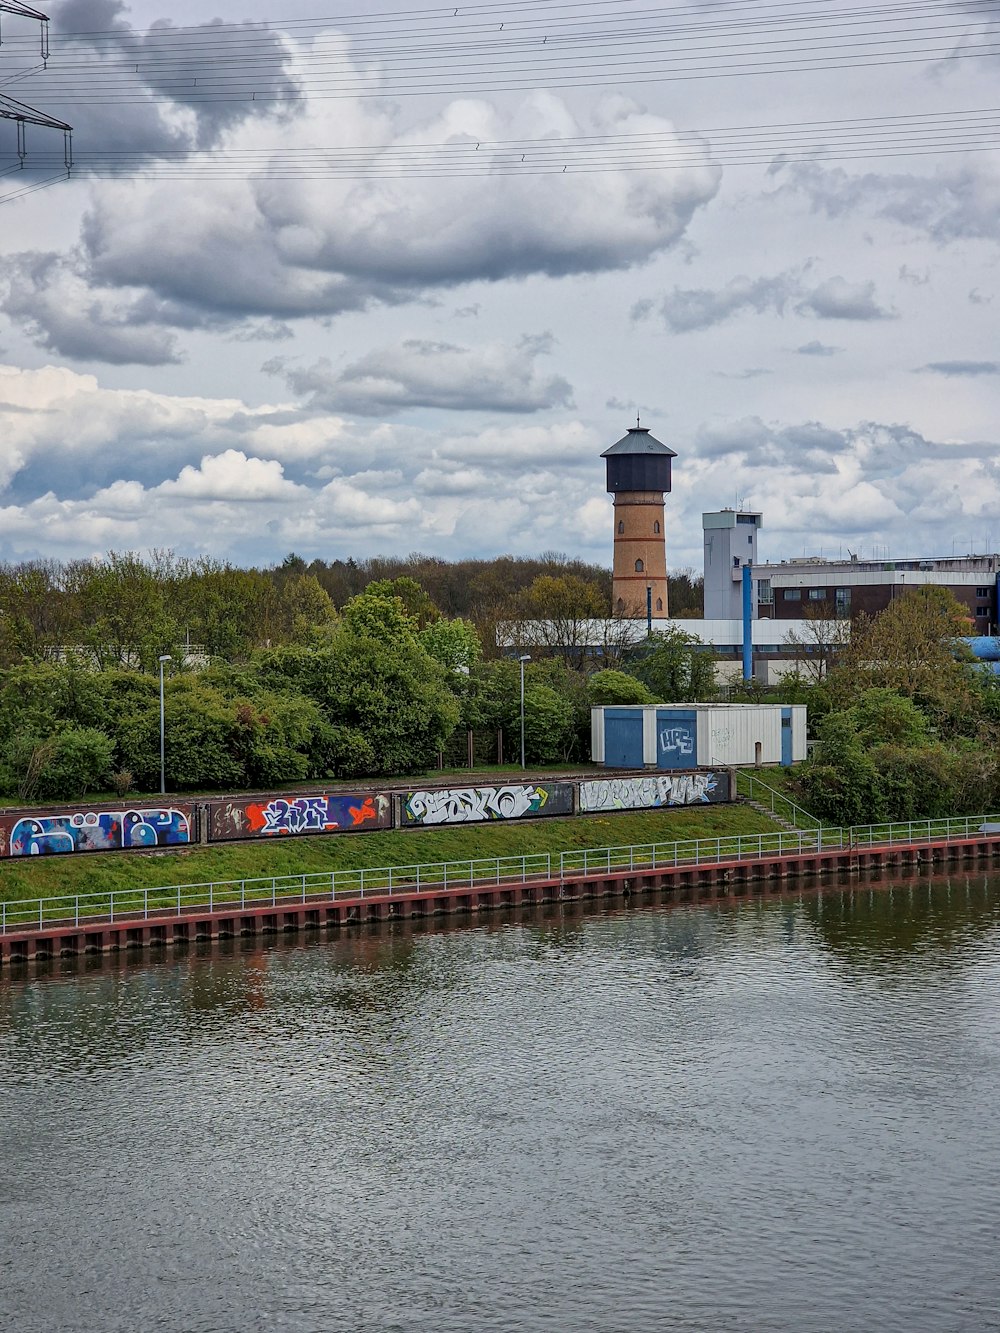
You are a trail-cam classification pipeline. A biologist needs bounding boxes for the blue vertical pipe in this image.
[742,563,753,681]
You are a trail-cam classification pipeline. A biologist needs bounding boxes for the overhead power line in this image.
[1,0,998,104]
[7,107,1000,181]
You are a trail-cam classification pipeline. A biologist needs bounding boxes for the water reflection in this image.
[2,874,1000,1333]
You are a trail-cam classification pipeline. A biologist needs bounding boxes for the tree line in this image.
[0,556,708,801]
[0,551,704,670]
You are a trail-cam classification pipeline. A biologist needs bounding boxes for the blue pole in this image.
[742,563,753,681]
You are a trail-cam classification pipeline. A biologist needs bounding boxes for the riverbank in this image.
[0,804,779,903]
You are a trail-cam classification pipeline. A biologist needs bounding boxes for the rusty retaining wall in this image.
[1,830,996,965]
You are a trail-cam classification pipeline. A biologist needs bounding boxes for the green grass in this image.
[0,804,780,906]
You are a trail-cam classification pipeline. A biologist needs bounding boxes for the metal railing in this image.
[736,770,822,830]
[3,812,1000,936]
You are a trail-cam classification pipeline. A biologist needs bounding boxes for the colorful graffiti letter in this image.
[403,783,572,826]
[8,808,191,857]
[237,793,391,840]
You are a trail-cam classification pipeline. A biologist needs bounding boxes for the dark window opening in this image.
[617,520,624,534]
[634,559,644,573]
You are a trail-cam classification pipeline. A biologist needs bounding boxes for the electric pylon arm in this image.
[0,90,68,132]
[0,3,50,17]
[0,3,51,60]
[0,90,72,168]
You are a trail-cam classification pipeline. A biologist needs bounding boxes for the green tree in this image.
[851,688,930,748]
[419,617,482,673]
[365,577,440,628]
[523,681,576,764]
[505,574,608,670]
[587,668,658,707]
[627,627,716,702]
[831,587,976,727]
[68,552,179,670]
[797,710,885,826]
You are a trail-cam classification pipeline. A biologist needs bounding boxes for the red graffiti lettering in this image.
[349,797,377,827]
[246,803,268,832]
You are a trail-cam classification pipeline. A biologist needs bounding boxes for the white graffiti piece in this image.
[406,785,547,825]
[260,796,330,835]
[579,773,718,813]
[659,726,695,756]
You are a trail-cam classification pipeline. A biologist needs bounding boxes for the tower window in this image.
[656,598,663,612]
[634,559,644,573]
[654,520,660,534]
[616,597,625,612]
[617,520,624,534]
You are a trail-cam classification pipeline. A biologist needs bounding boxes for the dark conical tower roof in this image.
[601,425,676,459]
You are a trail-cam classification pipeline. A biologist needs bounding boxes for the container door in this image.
[781,711,793,767]
[656,708,698,769]
[604,712,644,768]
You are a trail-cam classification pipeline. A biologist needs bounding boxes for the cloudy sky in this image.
[1,0,998,573]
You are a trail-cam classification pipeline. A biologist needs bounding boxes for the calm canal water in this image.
[3,875,1000,1333]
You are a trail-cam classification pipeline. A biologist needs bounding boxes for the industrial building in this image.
[702,508,1000,631]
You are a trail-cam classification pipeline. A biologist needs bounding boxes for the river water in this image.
[2,874,1000,1333]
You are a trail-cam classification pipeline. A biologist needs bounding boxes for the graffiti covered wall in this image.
[207,792,391,842]
[402,783,574,826]
[579,772,729,813]
[1,807,193,857]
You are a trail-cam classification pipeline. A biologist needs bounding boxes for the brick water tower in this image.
[602,421,675,617]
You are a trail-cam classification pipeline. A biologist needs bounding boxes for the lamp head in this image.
[519,654,531,663]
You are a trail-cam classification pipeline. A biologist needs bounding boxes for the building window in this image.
[758,579,773,605]
[978,605,989,616]
[654,520,660,534]
[616,597,624,612]
[784,589,801,601]
[634,559,644,573]
[835,587,851,618]
[617,520,624,534]
[977,586,990,597]
[808,588,826,601]
[656,597,663,612]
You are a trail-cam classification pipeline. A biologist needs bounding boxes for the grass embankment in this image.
[0,804,779,905]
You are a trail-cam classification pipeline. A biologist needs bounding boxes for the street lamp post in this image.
[158,654,171,796]
[519,654,531,769]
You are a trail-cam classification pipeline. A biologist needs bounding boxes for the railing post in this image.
[209,883,213,913]
[145,887,149,921]
[74,897,79,929]
[241,881,246,910]
[177,884,181,916]
[302,874,306,903]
